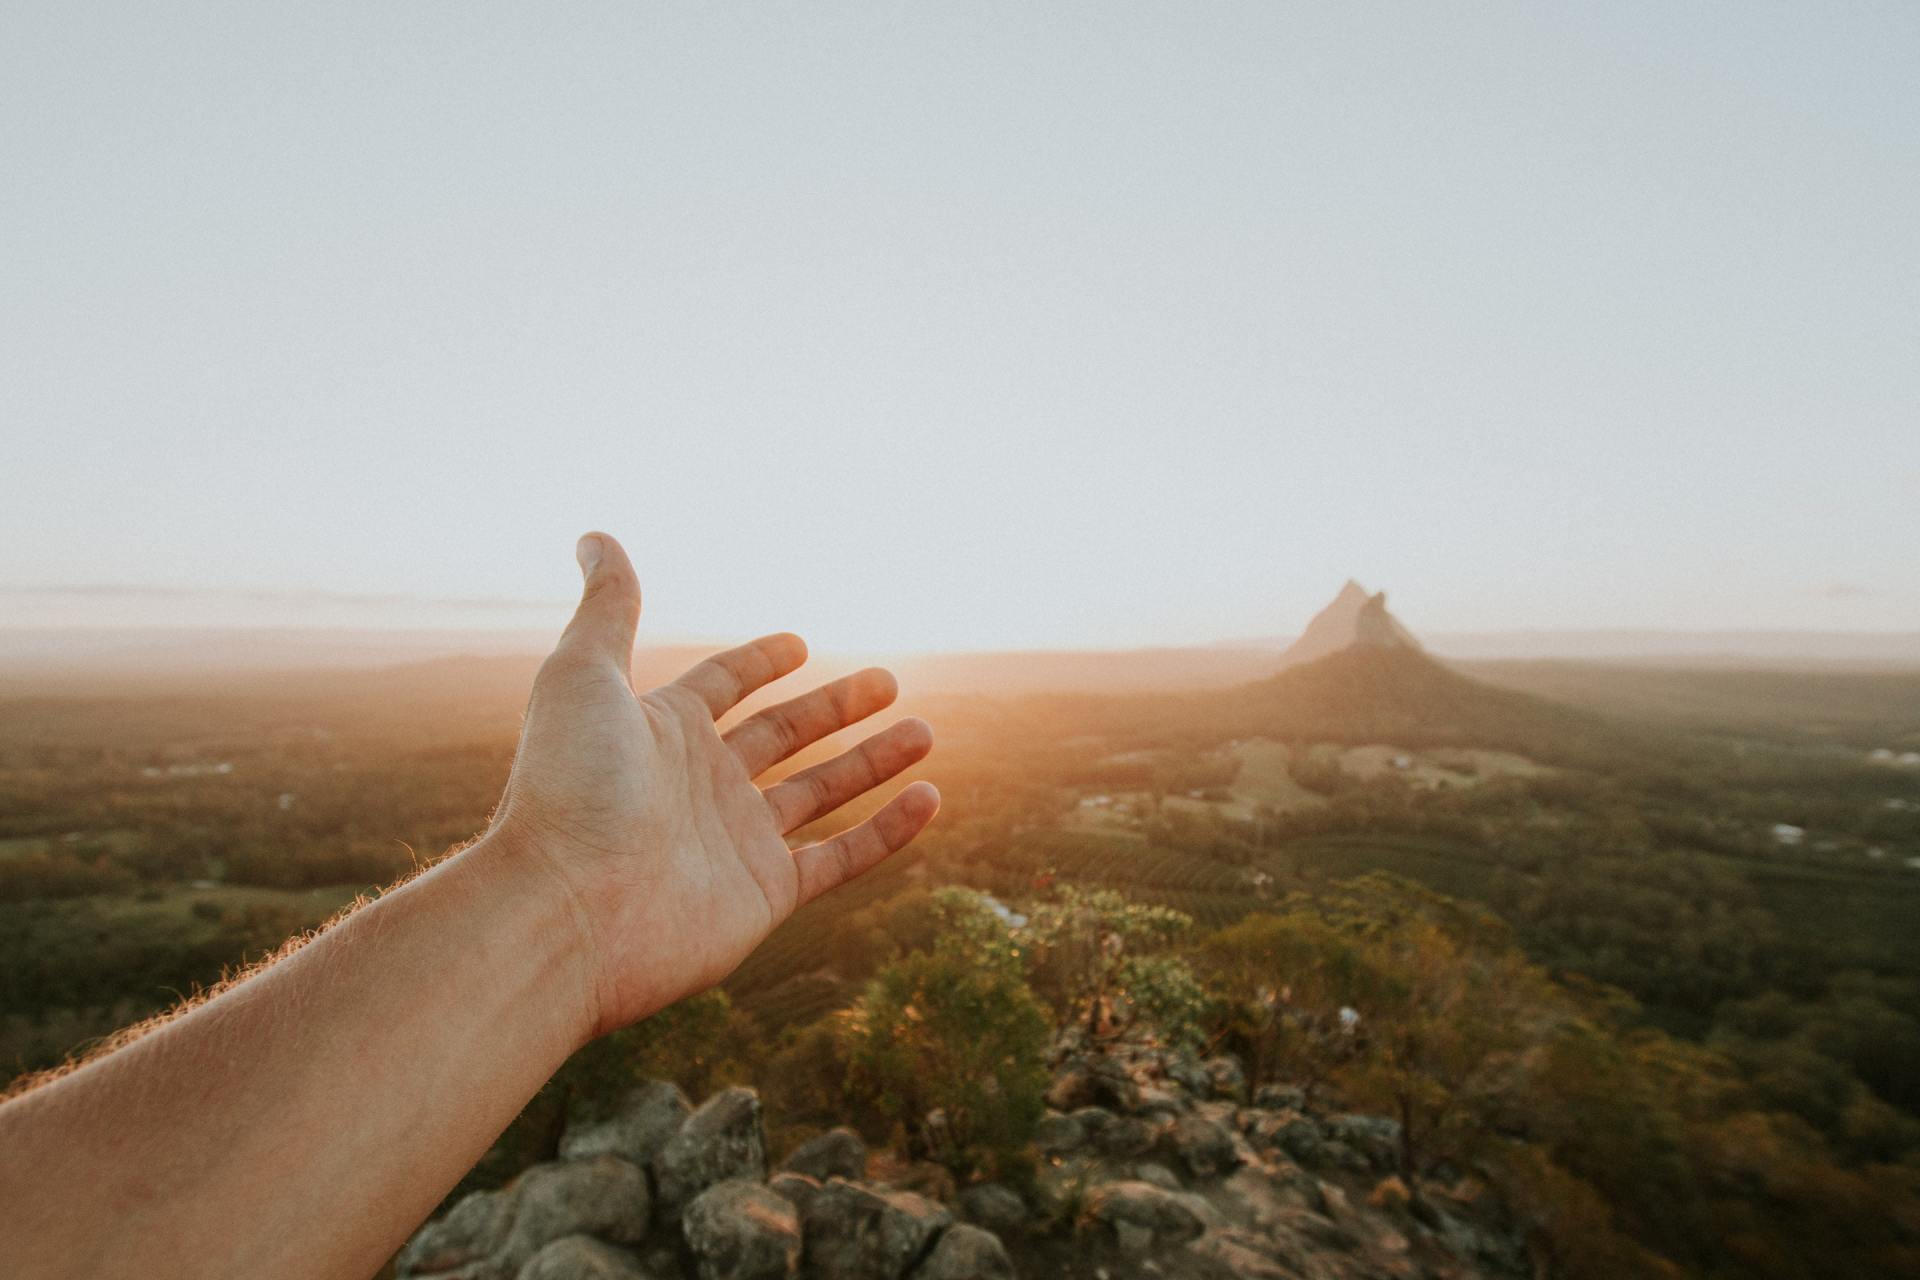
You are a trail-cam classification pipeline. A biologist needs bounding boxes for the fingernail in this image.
[575,534,603,578]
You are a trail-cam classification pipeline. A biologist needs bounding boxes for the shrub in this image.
[840,890,1050,1179]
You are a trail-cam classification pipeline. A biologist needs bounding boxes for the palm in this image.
[493,535,936,1034]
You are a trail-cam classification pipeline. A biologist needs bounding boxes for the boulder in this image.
[1271,1114,1325,1165]
[1166,1059,1212,1099]
[782,1128,868,1182]
[1045,1055,1138,1112]
[654,1087,768,1218]
[1072,1107,1159,1159]
[1130,1084,1187,1118]
[1200,1057,1245,1102]
[1271,1205,1359,1252]
[1316,1139,1373,1175]
[1251,1084,1305,1111]
[1032,1111,1084,1156]
[1161,1112,1238,1181]
[956,1183,1026,1234]
[905,1224,1014,1280]
[1077,1180,1206,1253]
[514,1235,653,1280]
[768,1171,824,1218]
[1182,1230,1298,1279]
[887,1160,958,1203]
[803,1180,954,1280]
[498,1157,651,1272]
[1132,1162,1183,1191]
[1324,1113,1402,1172]
[398,1187,513,1277]
[683,1179,803,1280]
[560,1081,693,1168]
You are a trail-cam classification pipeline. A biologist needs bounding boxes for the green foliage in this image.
[1209,876,1556,1178]
[839,890,1050,1179]
[1020,885,1202,1045]
[1200,875,1920,1280]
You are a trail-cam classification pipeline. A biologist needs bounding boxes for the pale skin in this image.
[0,532,939,1280]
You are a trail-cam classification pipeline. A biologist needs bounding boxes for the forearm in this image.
[0,833,596,1280]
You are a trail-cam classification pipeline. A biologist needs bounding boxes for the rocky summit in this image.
[1279,582,1421,669]
[397,1041,1528,1280]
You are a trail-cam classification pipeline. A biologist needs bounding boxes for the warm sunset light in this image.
[3,9,1917,1280]
[2,8,1914,655]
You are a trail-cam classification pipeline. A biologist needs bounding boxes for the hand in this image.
[484,532,938,1041]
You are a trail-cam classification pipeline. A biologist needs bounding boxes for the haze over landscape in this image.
[4,4,1917,653]
[5,5,1920,1279]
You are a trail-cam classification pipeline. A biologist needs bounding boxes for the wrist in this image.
[441,828,604,1055]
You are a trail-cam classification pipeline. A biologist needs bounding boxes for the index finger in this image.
[671,633,808,717]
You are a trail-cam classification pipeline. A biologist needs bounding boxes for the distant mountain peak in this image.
[1280,580,1422,667]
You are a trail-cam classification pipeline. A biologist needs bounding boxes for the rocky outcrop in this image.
[907,1224,1014,1280]
[655,1087,768,1219]
[800,1179,953,1280]
[1280,579,1422,668]
[780,1128,867,1183]
[561,1080,693,1167]
[683,1180,801,1280]
[399,1046,1527,1280]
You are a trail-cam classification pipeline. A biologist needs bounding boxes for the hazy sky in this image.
[3,3,1915,651]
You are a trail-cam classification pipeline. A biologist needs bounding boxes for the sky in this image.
[2,3,1916,652]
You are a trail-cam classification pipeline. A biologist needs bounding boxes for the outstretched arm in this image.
[0,533,938,1280]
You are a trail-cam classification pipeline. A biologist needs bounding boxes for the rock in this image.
[1272,1114,1325,1165]
[782,1128,868,1182]
[1166,1059,1211,1099]
[1272,1206,1359,1252]
[768,1171,824,1218]
[1325,1113,1402,1172]
[957,1183,1026,1234]
[1162,1112,1238,1181]
[888,1161,958,1204]
[683,1179,802,1280]
[1130,1084,1187,1119]
[1244,1111,1299,1155]
[1251,1084,1305,1111]
[1073,1107,1159,1159]
[515,1235,653,1280]
[1032,1111,1085,1156]
[1133,1162,1183,1191]
[803,1180,954,1280]
[1317,1139,1372,1174]
[654,1087,768,1218]
[398,1187,512,1276]
[1200,1057,1245,1102]
[1311,1181,1349,1219]
[905,1224,1014,1280]
[1045,1055,1138,1112]
[1182,1230,1298,1279]
[561,1081,693,1168]
[1077,1180,1206,1253]
[499,1157,652,1272]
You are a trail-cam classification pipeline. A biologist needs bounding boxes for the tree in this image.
[839,889,1051,1178]
[1203,876,1562,1184]
[1020,886,1205,1048]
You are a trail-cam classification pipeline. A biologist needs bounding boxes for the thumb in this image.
[555,531,641,671]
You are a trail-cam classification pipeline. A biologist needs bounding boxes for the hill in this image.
[1026,645,1623,767]
[1277,580,1420,667]
[1464,659,1920,746]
